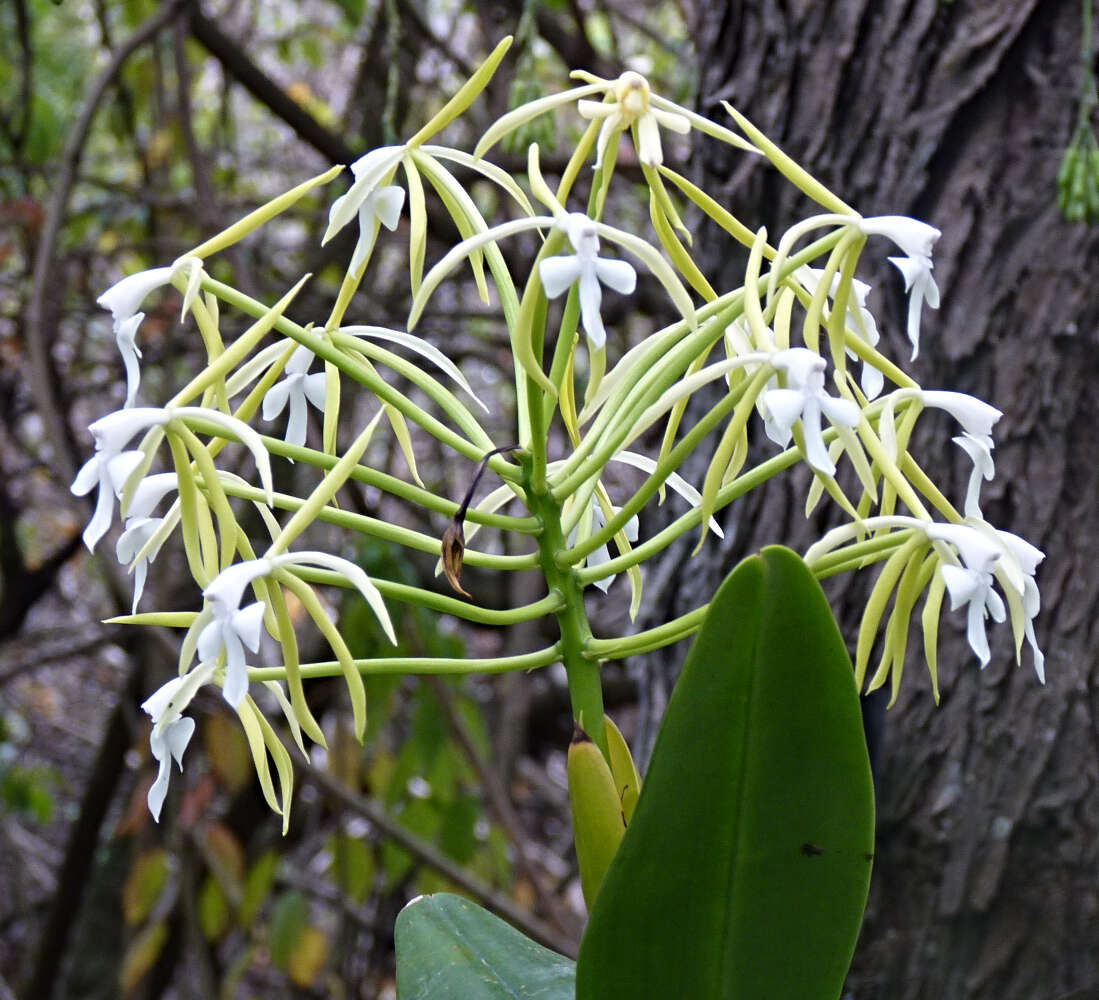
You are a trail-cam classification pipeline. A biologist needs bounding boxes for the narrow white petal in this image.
[858,216,941,259]
[163,715,195,766]
[650,107,691,135]
[232,601,267,653]
[82,478,116,551]
[966,595,992,666]
[922,391,1002,440]
[203,559,271,614]
[116,517,159,564]
[262,379,293,421]
[372,185,406,231]
[116,312,145,409]
[106,450,146,496]
[71,453,104,497]
[636,113,664,167]
[128,473,179,519]
[301,372,328,412]
[577,100,618,121]
[860,361,884,401]
[89,408,169,453]
[197,619,225,665]
[97,267,175,322]
[349,212,380,277]
[539,256,584,298]
[147,758,171,822]
[130,557,148,614]
[761,388,805,441]
[285,344,315,375]
[819,395,861,429]
[594,257,637,295]
[222,657,249,709]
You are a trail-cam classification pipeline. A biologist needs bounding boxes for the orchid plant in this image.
[75,39,1043,957]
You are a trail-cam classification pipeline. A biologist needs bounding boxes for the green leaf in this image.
[269,890,310,969]
[395,893,574,1000]
[577,545,874,1000]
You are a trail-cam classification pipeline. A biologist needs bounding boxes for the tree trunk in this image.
[634,2,1099,997]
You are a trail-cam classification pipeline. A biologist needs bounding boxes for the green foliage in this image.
[576,547,874,999]
[395,893,575,1000]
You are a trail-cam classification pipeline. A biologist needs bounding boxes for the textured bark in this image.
[634,2,1099,998]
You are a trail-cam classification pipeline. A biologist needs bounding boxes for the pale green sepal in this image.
[867,549,934,706]
[384,404,424,488]
[264,681,307,755]
[646,177,716,301]
[650,93,759,154]
[695,372,769,553]
[855,538,922,689]
[723,103,855,215]
[267,411,384,556]
[267,584,327,748]
[658,166,764,253]
[422,145,536,217]
[278,570,367,741]
[415,155,491,303]
[323,357,341,456]
[402,158,427,294]
[408,36,514,148]
[237,696,289,831]
[407,217,555,330]
[921,572,947,703]
[187,165,343,260]
[169,275,311,412]
[254,710,295,835]
[104,611,200,627]
[474,83,604,159]
[340,325,489,412]
[166,433,215,585]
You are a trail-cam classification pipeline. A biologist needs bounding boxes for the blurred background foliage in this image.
[0,1,692,996]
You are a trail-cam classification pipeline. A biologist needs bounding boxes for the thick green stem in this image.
[519,452,608,758]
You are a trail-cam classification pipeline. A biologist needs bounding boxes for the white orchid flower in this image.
[539,213,637,350]
[98,256,205,408]
[856,216,941,359]
[70,448,144,552]
[925,523,1006,667]
[996,530,1045,681]
[115,473,179,611]
[141,662,214,822]
[195,551,396,708]
[198,561,272,708]
[261,345,327,448]
[577,71,690,169]
[322,146,406,274]
[883,388,1002,516]
[88,405,273,505]
[762,348,861,476]
[797,266,884,399]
